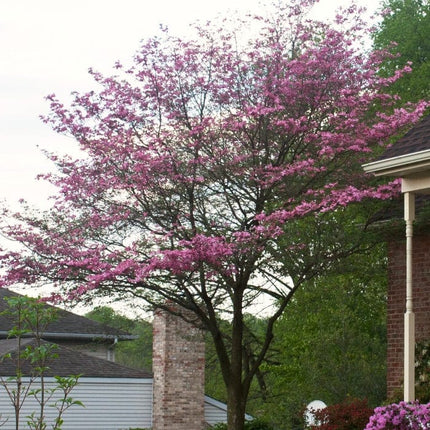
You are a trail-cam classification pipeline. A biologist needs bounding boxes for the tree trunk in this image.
[227,384,247,430]
[227,291,247,430]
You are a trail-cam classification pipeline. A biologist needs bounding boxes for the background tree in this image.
[259,244,387,429]
[0,2,427,429]
[373,0,430,103]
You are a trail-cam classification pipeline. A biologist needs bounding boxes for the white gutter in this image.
[363,149,430,176]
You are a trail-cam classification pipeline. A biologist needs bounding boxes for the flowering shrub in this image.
[365,401,430,429]
[308,398,373,430]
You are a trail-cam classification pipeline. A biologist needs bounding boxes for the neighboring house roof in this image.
[204,395,253,421]
[0,337,152,378]
[0,289,136,341]
[379,114,430,160]
[363,114,430,176]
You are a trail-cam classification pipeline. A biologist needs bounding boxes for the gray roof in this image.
[378,114,430,160]
[0,289,135,341]
[0,338,151,378]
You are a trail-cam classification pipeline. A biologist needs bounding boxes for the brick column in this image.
[152,307,205,430]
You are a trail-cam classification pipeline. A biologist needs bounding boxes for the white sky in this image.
[0,0,381,209]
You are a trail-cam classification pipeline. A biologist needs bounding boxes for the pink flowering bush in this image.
[365,402,430,429]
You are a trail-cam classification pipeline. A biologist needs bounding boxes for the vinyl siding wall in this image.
[0,377,153,430]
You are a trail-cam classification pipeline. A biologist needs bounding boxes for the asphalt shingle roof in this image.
[378,114,430,160]
[0,338,152,378]
[0,289,135,340]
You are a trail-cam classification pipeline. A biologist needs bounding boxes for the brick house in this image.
[0,288,231,429]
[363,114,430,401]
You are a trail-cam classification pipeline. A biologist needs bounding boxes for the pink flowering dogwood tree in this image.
[0,1,428,429]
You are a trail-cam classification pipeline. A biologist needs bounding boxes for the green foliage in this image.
[85,306,135,332]
[258,243,387,429]
[415,341,430,402]
[373,0,430,103]
[204,314,271,407]
[307,398,374,430]
[205,328,228,403]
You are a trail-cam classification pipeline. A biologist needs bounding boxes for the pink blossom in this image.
[366,402,430,430]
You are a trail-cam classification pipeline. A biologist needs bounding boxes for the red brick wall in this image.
[152,307,205,430]
[387,234,430,398]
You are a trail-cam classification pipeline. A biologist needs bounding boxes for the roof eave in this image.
[363,149,430,177]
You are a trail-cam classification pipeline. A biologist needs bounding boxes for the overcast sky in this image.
[0,0,381,209]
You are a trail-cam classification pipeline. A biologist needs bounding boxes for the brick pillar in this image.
[387,234,430,399]
[152,307,205,430]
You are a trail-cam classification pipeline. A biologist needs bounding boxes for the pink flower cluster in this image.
[365,402,430,430]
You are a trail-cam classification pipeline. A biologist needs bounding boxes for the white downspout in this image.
[108,337,118,362]
[404,191,415,401]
